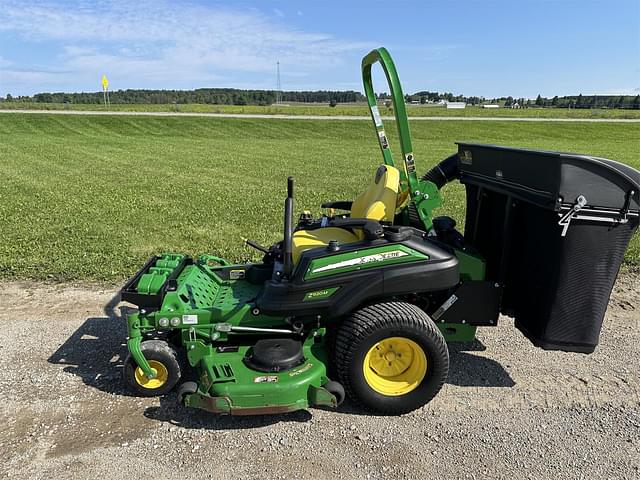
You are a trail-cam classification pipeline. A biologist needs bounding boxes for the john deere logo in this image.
[312,250,409,274]
[303,287,339,301]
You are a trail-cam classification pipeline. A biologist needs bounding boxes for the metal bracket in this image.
[558,195,587,236]
[558,193,637,237]
[214,323,294,334]
[127,336,155,378]
[189,326,198,342]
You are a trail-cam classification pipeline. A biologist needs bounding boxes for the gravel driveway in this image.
[0,274,638,479]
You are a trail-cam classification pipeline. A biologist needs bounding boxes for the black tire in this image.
[323,380,346,406]
[334,301,449,415]
[177,381,198,404]
[123,340,182,397]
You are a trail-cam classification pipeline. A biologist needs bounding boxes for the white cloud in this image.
[0,0,371,93]
[589,87,640,96]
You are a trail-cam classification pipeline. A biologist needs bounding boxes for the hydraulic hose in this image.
[421,154,460,190]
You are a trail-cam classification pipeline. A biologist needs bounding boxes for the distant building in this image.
[446,102,466,109]
[511,102,521,109]
[482,104,499,109]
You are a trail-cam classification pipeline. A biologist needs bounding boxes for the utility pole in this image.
[276,61,282,104]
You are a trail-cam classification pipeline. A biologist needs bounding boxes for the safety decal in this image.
[230,269,245,280]
[432,294,458,321]
[405,153,416,173]
[371,106,383,127]
[182,314,198,325]
[378,130,389,149]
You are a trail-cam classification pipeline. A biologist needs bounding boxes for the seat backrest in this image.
[351,165,400,222]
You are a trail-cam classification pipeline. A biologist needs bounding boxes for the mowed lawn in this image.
[4,102,640,119]
[0,113,638,282]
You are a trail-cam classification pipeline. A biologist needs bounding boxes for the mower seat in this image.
[292,165,401,264]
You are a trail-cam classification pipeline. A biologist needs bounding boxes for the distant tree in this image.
[384,100,392,109]
[6,93,13,102]
[633,95,640,110]
[535,94,543,106]
[420,96,426,104]
[551,95,558,106]
[505,96,514,107]
[329,99,337,107]
[616,96,625,109]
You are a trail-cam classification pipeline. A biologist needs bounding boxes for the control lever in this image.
[244,238,269,254]
[283,177,294,277]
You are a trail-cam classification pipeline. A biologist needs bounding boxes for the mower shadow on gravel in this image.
[143,397,314,430]
[47,294,514,425]
[47,293,136,397]
[446,341,515,388]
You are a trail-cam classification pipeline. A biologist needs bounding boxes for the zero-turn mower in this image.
[120,48,640,415]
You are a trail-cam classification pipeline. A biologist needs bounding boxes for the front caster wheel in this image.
[177,381,198,404]
[334,301,449,415]
[323,380,346,406]
[123,340,181,397]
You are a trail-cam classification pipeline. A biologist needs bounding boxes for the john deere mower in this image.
[120,48,640,415]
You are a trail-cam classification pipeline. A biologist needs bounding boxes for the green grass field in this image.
[3,101,640,119]
[0,113,638,283]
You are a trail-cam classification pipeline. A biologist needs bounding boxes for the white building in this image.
[482,104,499,109]
[446,102,466,109]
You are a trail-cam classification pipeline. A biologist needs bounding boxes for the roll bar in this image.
[361,47,444,230]
[362,48,415,190]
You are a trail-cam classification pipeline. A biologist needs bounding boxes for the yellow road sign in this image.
[101,75,109,91]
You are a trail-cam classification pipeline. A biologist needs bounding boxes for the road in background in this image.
[2,109,640,122]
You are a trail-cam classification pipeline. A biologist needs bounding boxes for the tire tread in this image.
[334,301,449,414]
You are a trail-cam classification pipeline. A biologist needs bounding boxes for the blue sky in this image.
[0,0,638,98]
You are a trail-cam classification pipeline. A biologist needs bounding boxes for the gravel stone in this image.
[0,275,638,479]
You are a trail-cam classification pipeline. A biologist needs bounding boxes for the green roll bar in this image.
[361,47,442,230]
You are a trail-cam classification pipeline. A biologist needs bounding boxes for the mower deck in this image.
[184,331,336,415]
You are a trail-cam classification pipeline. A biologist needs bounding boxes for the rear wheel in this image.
[334,301,449,414]
[123,340,181,397]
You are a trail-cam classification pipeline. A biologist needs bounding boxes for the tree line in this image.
[401,91,640,109]
[2,88,639,109]
[1,88,365,105]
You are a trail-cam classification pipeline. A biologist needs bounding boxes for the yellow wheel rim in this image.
[363,337,427,396]
[134,360,169,390]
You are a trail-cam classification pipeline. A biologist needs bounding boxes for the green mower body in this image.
[119,47,640,416]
